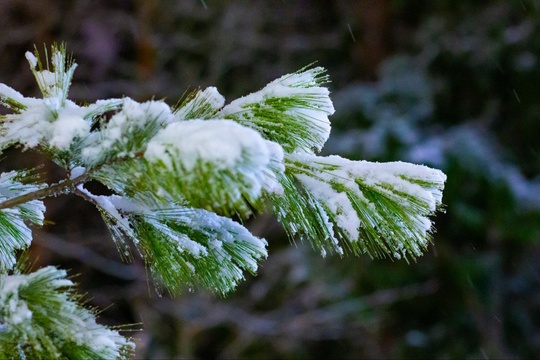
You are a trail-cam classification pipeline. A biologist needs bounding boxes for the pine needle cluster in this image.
[0,44,446,358]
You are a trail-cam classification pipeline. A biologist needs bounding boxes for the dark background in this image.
[1,1,540,358]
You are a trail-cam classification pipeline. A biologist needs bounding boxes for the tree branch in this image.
[0,172,91,210]
[0,145,146,212]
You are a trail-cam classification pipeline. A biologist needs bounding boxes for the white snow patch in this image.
[0,94,96,150]
[108,195,149,214]
[294,153,446,213]
[50,114,90,149]
[158,207,268,273]
[76,185,132,231]
[70,166,86,179]
[0,273,36,326]
[25,51,38,68]
[145,120,257,170]
[145,119,284,198]
[0,84,31,107]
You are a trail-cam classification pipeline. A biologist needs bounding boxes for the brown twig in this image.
[0,172,91,210]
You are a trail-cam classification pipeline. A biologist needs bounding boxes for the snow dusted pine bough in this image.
[0,44,446,359]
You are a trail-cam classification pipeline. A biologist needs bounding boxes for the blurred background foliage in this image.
[1,0,540,358]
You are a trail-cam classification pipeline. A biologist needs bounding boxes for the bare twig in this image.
[0,172,91,210]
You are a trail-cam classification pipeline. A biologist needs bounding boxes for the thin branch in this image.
[73,184,98,206]
[0,148,144,211]
[0,172,91,210]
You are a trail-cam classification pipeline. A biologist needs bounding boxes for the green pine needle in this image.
[0,171,45,271]
[133,207,267,295]
[93,156,265,220]
[174,87,225,120]
[268,171,341,256]
[26,43,76,105]
[0,266,135,360]
[219,66,334,153]
[275,154,446,260]
[77,185,268,295]
[81,98,173,168]
[83,189,268,295]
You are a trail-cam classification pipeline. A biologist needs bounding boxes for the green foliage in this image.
[132,208,267,295]
[174,87,225,120]
[0,171,45,271]
[80,98,171,168]
[0,43,446,358]
[0,265,134,360]
[26,43,76,104]
[220,66,334,153]
[273,154,445,260]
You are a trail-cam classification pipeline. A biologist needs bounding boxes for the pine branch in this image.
[274,153,446,260]
[219,66,334,154]
[0,172,89,211]
[0,266,135,359]
[0,171,47,271]
[0,43,448,358]
[74,186,268,295]
[90,119,284,219]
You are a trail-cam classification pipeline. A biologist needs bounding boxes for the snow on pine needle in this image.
[0,44,123,156]
[75,186,268,295]
[219,66,334,153]
[133,207,268,295]
[143,119,284,218]
[174,86,226,120]
[0,171,45,271]
[81,98,174,167]
[0,43,447,358]
[278,153,446,260]
[0,266,134,359]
